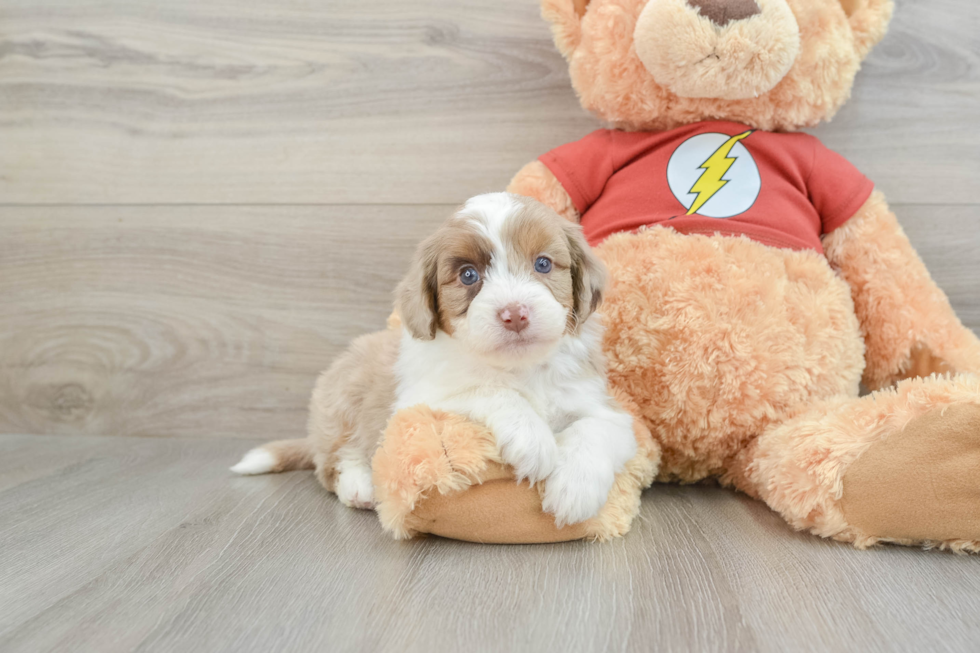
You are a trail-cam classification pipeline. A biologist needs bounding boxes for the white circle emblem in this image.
[666,132,761,219]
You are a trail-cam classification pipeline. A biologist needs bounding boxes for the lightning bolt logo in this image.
[686,130,754,216]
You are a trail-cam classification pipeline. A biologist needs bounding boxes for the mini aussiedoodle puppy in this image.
[233,192,636,527]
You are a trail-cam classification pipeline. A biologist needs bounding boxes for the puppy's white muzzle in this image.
[459,272,568,365]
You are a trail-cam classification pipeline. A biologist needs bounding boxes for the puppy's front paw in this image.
[542,449,615,528]
[336,464,376,510]
[497,417,558,485]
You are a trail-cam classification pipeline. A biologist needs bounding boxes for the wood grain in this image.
[0,0,978,205]
[0,204,447,438]
[2,434,980,653]
[0,204,976,440]
[0,1,978,651]
[0,0,977,439]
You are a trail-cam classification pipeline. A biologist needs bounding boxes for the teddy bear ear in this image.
[839,0,894,59]
[541,0,592,59]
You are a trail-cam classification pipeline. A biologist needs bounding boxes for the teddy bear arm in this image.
[822,190,980,390]
[506,160,580,224]
[372,399,659,543]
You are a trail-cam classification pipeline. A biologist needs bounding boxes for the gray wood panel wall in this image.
[1,0,978,440]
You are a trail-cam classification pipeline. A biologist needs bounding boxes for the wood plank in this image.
[811,0,980,203]
[2,434,980,653]
[0,204,448,438]
[0,203,976,439]
[0,0,977,205]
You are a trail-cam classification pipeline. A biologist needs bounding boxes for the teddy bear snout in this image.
[633,0,801,101]
[686,0,761,27]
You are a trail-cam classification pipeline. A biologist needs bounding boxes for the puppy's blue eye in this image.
[460,266,480,286]
[534,257,552,274]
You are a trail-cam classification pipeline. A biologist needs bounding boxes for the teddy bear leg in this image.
[725,375,980,552]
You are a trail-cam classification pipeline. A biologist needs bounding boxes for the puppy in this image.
[232,193,637,526]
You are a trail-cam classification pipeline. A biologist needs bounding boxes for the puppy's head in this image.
[396,193,606,367]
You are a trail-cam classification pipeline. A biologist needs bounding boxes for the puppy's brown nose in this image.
[687,0,761,26]
[498,303,530,333]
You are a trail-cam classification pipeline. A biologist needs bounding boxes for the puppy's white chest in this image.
[517,364,595,431]
[395,324,604,435]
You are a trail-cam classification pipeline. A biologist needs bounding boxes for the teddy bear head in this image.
[543,0,893,131]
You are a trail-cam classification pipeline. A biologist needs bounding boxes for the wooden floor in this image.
[2,434,980,653]
[2,0,980,650]
[2,0,979,440]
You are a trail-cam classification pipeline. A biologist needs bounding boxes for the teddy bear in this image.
[370,0,980,551]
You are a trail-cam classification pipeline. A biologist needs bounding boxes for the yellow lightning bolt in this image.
[686,130,754,216]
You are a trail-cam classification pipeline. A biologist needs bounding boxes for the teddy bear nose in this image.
[686,0,761,26]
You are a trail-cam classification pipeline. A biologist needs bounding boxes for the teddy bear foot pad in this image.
[841,403,980,543]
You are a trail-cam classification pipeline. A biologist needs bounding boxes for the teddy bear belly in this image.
[596,226,866,483]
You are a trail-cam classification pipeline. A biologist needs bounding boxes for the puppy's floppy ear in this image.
[560,219,607,331]
[395,235,440,340]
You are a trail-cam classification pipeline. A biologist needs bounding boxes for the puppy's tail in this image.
[230,438,315,475]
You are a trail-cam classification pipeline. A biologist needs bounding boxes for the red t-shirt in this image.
[539,121,874,253]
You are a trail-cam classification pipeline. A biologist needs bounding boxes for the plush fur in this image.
[726,375,980,553]
[822,191,980,390]
[370,0,980,551]
[508,161,582,224]
[373,388,659,542]
[597,223,865,482]
[632,0,801,101]
[548,0,891,132]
